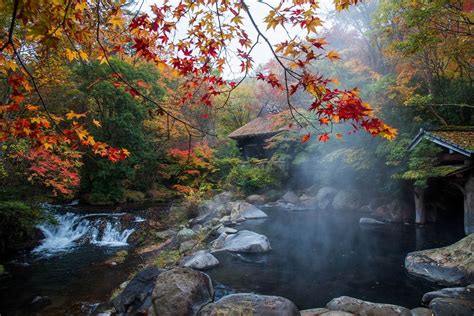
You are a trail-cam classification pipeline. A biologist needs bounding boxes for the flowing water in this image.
[208,206,465,310]
[0,202,465,314]
[0,203,147,315]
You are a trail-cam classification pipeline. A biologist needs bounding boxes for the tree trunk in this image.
[464,172,474,235]
[414,187,426,224]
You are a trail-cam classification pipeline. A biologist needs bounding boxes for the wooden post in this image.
[464,172,474,235]
[414,186,426,224]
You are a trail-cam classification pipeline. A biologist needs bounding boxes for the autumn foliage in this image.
[1,0,396,196]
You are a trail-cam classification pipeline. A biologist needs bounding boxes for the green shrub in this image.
[226,163,279,194]
[0,201,47,254]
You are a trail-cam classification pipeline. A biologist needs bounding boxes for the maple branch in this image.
[11,45,66,137]
[94,0,215,137]
[0,0,19,52]
[240,0,301,80]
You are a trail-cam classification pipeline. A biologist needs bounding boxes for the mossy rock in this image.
[154,250,181,269]
[124,190,146,203]
[0,264,5,275]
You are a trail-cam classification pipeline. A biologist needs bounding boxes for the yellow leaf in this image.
[65,48,77,62]
[66,111,87,120]
[43,142,54,150]
[109,15,125,29]
[92,119,102,128]
[326,50,340,62]
[79,50,88,61]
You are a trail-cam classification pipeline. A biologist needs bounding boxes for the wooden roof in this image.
[228,110,297,140]
[408,126,474,157]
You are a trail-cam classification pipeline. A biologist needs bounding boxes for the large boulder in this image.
[332,191,361,211]
[421,284,474,316]
[148,267,213,316]
[301,196,319,209]
[429,297,474,316]
[112,267,161,315]
[405,234,474,286]
[301,308,353,315]
[282,191,300,205]
[326,296,411,316]
[229,201,267,221]
[199,293,300,316]
[316,187,338,210]
[194,192,233,224]
[372,199,412,223]
[213,230,271,253]
[180,250,219,270]
[246,194,266,205]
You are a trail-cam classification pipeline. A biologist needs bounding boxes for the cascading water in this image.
[33,209,140,257]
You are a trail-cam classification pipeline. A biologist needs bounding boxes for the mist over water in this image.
[208,207,464,309]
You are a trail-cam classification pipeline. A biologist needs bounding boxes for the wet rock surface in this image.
[359,217,385,225]
[148,267,214,316]
[405,234,474,286]
[332,191,361,212]
[112,267,161,315]
[180,250,219,270]
[199,293,300,316]
[326,296,411,316]
[316,187,338,210]
[421,284,474,316]
[214,230,271,253]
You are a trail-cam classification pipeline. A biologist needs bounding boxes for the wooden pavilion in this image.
[408,127,474,234]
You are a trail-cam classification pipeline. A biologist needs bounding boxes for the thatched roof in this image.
[408,126,474,157]
[228,110,296,140]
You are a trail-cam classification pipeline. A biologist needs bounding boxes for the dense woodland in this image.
[0,0,472,256]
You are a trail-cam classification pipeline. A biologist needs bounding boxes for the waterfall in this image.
[33,210,141,257]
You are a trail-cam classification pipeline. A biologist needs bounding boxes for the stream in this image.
[0,203,148,315]
[0,202,465,314]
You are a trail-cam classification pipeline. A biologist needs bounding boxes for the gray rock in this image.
[282,191,300,205]
[301,308,353,315]
[327,296,411,316]
[148,267,213,316]
[316,187,338,210]
[180,250,219,270]
[179,240,197,253]
[155,229,176,240]
[301,196,319,209]
[410,307,432,316]
[229,201,268,221]
[199,293,300,316]
[177,228,196,242]
[429,297,474,316]
[405,234,474,286]
[30,296,52,312]
[359,217,385,225]
[422,285,474,305]
[332,191,361,211]
[217,226,237,234]
[112,267,161,315]
[214,230,271,253]
[303,184,320,196]
[211,232,228,251]
[246,194,266,205]
[372,199,413,223]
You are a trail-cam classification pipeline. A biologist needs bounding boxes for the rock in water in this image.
[359,217,385,225]
[326,296,411,316]
[245,194,266,205]
[422,285,474,304]
[404,234,474,286]
[316,187,338,210]
[199,293,300,316]
[429,298,474,316]
[112,267,161,315]
[222,230,271,253]
[332,191,361,211]
[282,191,300,205]
[180,250,219,270]
[148,267,213,316]
[410,308,432,316]
[229,201,268,220]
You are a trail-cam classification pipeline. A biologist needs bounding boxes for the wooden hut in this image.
[228,111,296,159]
[407,127,474,234]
